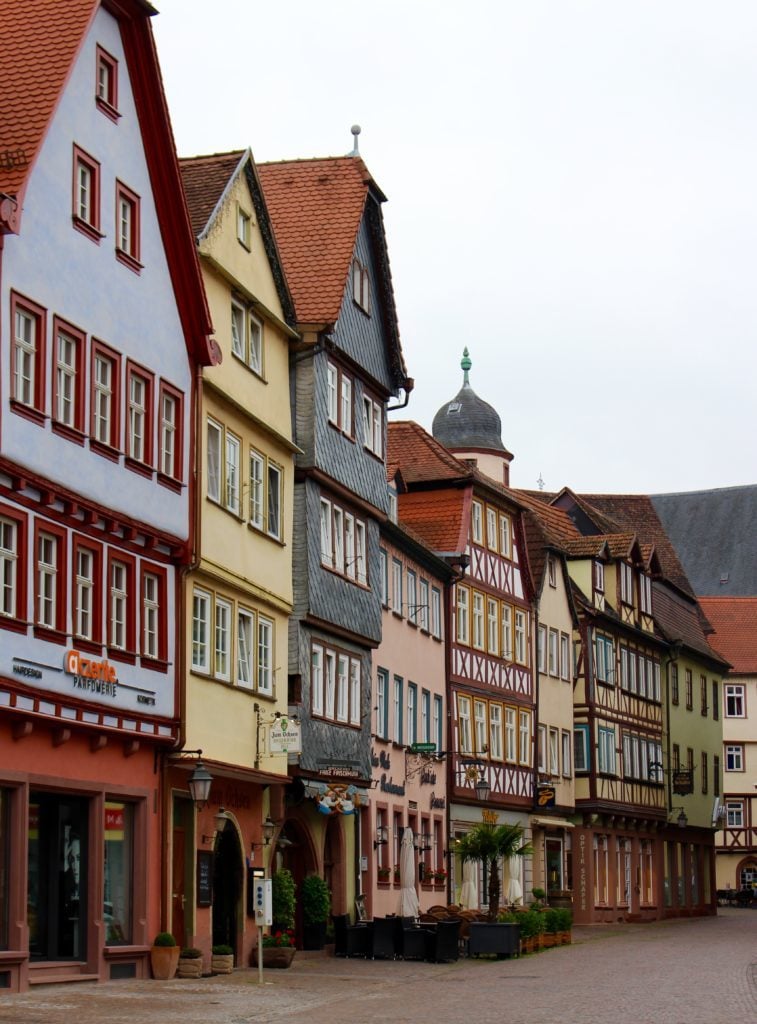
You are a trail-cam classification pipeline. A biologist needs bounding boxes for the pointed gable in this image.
[179,149,245,240]
[0,0,95,214]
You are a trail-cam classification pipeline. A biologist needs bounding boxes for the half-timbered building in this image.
[388,408,536,909]
[0,0,214,989]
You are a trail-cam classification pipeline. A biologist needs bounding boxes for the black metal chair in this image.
[425,918,460,962]
[370,916,397,959]
[332,913,371,957]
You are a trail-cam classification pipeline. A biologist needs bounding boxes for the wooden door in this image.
[171,827,186,945]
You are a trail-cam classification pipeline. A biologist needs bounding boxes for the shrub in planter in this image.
[259,930,296,968]
[300,874,331,950]
[150,932,179,980]
[377,867,391,882]
[544,908,561,934]
[177,947,203,979]
[271,868,296,932]
[211,944,234,974]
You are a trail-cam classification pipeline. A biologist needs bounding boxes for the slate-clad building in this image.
[257,152,411,914]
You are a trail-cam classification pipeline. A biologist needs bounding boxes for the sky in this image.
[153,1,757,495]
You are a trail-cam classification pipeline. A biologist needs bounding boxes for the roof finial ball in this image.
[350,124,361,157]
[461,347,472,387]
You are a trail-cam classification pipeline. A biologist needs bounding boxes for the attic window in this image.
[353,259,371,315]
[237,206,252,250]
[95,46,119,121]
[447,402,461,415]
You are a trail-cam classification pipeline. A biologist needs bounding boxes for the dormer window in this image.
[95,46,119,120]
[640,573,652,614]
[353,258,371,314]
[620,562,634,606]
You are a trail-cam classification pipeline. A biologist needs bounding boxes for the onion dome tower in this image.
[431,348,514,486]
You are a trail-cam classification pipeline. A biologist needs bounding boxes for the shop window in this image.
[104,802,133,944]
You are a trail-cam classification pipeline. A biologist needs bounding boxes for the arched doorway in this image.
[738,858,757,890]
[278,818,317,946]
[212,821,243,958]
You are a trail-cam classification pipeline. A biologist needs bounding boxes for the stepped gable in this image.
[698,597,757,673]
[652,485,757,597]
[179,150,245,238]
[257,155,373,324]
[653,586,730,668]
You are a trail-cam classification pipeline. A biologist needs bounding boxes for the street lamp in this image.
[475,773,491,802]
[180,751,213,809]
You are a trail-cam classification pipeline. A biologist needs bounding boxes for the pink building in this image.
[365,513,453,917]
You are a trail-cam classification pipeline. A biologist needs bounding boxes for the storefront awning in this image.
[531,816,576,830]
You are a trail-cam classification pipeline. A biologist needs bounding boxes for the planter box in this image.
[468,922,521,959]
[256,942,297,966]
[177,957,203,978]
[211,953,234,974]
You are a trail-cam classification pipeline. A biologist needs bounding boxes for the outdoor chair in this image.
[425,919,460,962]
[332,913,371,957]
[371,916,397,959]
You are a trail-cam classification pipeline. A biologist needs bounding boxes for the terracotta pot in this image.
[150,945,180,980]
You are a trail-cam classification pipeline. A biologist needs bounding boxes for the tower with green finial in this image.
[431,348,514,486]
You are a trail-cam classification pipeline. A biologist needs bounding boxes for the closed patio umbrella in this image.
[460,858,478,910]
[504,854,523,905]
[398,827,420,918]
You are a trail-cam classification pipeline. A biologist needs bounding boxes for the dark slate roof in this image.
[432,352,510,454]
[651,485,757,597]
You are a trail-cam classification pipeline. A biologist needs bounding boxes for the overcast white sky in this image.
[153,1,757,495]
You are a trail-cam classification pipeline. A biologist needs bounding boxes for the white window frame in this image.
[489,703,503,760]
[237,608,254,688]
[160,391,177,478]
[725,744,744,772]
[560,633,570,681]
[548,628,559,677]
[407,569,418,625]
[192,588,211,672]
[561,730,572,777]
[549,727,560,776]
[257,615,273,694]
[206,419,222,503]
[225,433,240,514]
[726,801,744,828]
[142,572,159,659]
[725,684,745,718]
[419,578,430,632]
[337,654,349,723]
[128,372,147,463]
[499,514,511,558]
[379,548,388,605]
[74,547,93,639]
[501,605,512,659]
[474,699,487,754]
[457,695,472,754]
[431,587,442,639]
[93,352,113,445]
[472,592,484,650]
[515,610,527,665]
[471,501,483,545]
[14,306,36,407]
[392,558,403,614]
[486,507,497,551]
[55,328,76,427]
[311,644,324,715]
[519,710,531,766]
[349,659,361,726]
[214,597,232,682]
[320,499,333,567]
[487,598,498,655]
[37,533,57,629]
[456,586,469,644]
[110,560,127,651]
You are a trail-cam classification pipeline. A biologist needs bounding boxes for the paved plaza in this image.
[0,910,755,1024]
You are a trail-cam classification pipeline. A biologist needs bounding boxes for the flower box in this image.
[262,946,295,969]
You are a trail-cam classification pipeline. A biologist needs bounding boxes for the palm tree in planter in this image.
[456,822,532,922]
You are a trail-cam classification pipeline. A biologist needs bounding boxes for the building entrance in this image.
[28,792,88,961]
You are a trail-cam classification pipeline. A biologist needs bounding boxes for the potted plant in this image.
[457,822,533,922]
[150,931,180,980]
[259,928,296,968]
[177,947,203,978]
[434,868,448,886]
[271,868,296,933]
[531,887,547,908]
[211,943,234,974]
[377,866,391,883]
[300,873,331,950]
[516,908,545,954]
[555,907,573,944]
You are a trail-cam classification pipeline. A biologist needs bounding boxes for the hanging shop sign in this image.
[672,770,693,795]
[537,785,557,809]
[269,716,302,755]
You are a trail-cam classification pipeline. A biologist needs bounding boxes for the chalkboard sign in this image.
[197,851,213,907]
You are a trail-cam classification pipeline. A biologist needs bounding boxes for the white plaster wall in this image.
[1,7,191,538]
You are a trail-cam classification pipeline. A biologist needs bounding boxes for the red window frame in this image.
[32,518,68,643]
[124,360,154,475]
[115,180,142,272]
[140,562,168,670]
[0,502,29,633]
[95,44,119,121]
[107,549,136,663]
[72,144,102,242]
[90,339,121,458]
[157,379,184,491]
[9,291,46,424]
[51,316,86,442]
[71,535,103,653]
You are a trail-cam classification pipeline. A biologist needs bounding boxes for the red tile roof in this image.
[0,0,95,202]
[388,421,470,485]
[179,150,245,238]
[398,489,470,553]
[512,489,581,547]
[697,598,757,674]
[653,586,728,667]
[256,156,374,324]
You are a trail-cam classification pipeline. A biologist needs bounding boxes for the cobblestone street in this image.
[1,911,755,1024]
